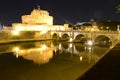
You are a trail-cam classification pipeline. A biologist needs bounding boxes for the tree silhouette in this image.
[116,4,120,13]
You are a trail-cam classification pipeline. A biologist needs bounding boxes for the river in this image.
[0,41,111,80]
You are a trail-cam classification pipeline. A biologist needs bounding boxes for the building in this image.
[76,19,99,31]
[3,25,12,30]
[12,7,69,32]
[22,8,53,25]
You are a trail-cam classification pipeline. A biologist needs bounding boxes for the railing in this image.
[50,29,120,34]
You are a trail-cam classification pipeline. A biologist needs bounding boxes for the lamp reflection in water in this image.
[12,44,55,64]
[69,37,73,42]
[79,56,83,61]
[69,43,73,48]
[12,47,20,58]
[87,40,93,46]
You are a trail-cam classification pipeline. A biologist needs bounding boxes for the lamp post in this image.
[117,25,120,31]
[100,27,103,30]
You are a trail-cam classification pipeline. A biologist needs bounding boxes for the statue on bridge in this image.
[90,19,99,31]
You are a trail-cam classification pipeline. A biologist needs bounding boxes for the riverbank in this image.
[0,39,52,45]
[77,43,120,80]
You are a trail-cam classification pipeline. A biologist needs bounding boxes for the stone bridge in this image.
[51,30,120,46]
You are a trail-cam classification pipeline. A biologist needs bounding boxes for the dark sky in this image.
[0,0,120,25]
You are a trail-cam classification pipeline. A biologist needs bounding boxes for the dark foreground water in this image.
[0,41,111,80]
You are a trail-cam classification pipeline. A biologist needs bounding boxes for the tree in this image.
[116,4,120,13]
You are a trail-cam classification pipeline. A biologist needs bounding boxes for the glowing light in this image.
[87,40,93,46]
[69,43,73,48]
[59,32,62,37]
[12,47,20,58]
[80,56,83,61]
[87,47,92,53]
[91,28,94,31]
[12,47,20,52]
[16,54,19,58]
[41,30,48,34]
[12,30,20,35]
[41,44,47,50]
[12,24,26,31]
[69,44,73,47]
[58,44,62,50]
[69,38,73,42]
[23,49,53,64]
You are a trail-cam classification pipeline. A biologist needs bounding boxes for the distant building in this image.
[76,19,99,31]
[96,21,120,31]
[3,25,12,30]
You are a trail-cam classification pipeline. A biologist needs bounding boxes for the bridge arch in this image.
[74,34,87,43]
[61,33,70,41]
[50,30,120,45]
[52,33,59,40]
[61,42,69,49]
[94,35,112,47]
[74,44,85,53]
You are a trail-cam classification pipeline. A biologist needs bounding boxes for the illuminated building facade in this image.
[12,7,69,32]
[22,9,53,25]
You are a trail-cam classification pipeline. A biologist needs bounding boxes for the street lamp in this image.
[100,27,103,30]
[106,27,109,30]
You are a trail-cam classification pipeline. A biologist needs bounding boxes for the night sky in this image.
[0,0,120,25]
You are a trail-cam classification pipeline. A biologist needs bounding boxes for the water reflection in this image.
[11,42,55,64]
[0,41,110,65]
[0,41,111,80]
[56,42,109,64]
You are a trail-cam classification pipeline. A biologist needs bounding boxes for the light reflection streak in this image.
[12,44,55,64]
[80,56,83,61]
[4,41,110,64]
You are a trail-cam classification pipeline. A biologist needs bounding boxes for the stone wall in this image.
[0,30,52,41]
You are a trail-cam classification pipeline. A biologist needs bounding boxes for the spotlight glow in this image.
[87,40,93,46]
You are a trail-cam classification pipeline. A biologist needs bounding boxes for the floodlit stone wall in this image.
[22,9,53,25]
[0,31,52,41]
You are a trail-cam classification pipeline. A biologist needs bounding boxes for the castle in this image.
[12,7,69,32]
